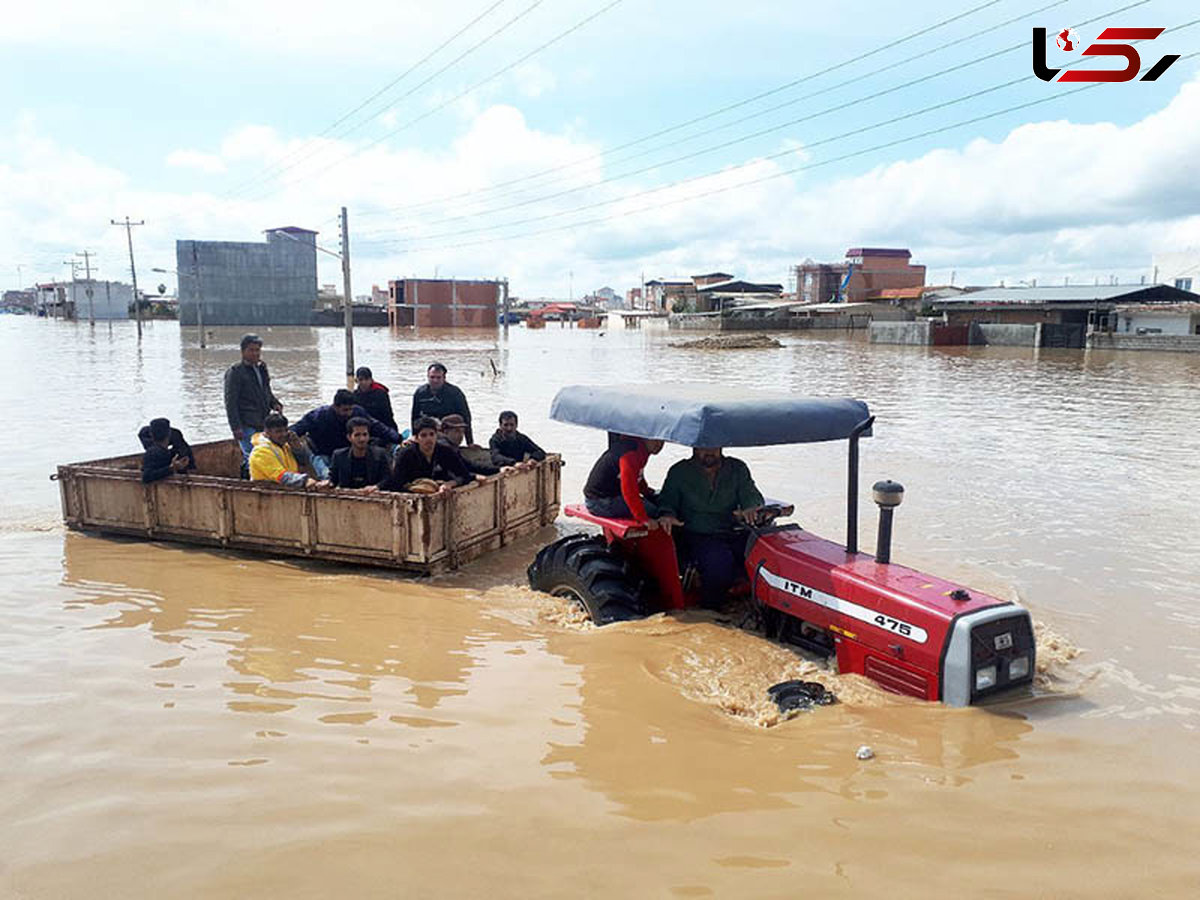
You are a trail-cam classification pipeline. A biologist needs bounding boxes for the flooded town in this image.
[3,2,1200,898]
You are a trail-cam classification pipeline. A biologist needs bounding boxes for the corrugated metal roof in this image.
[934,284,1164,304]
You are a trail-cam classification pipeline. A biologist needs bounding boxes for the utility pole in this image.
[339,206,355,387]
[191,241,205,349]
[112,217,145,340]
[77,250,96,325]
[502,277,510,336]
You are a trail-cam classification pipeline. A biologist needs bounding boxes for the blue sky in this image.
[3,0,1198,297]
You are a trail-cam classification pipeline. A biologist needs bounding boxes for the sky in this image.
[2,0,1198,299]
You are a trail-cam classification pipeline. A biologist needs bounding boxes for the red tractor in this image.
[528,385,1035,706]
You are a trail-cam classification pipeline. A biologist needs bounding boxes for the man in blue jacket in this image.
[292,389,401,480]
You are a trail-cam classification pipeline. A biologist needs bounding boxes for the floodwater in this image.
[1,315,1197,898]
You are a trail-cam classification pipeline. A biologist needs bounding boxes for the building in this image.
[1152,250,1200,292]
[1,289,36,312]
[1114,302,1200,336]
[695,278,784,312]
[795,248,926,305]
[65,280,134,320]
[626,287,643,308]
[175,226,319,326]
[386,278,501,328]
[692,271,733,287]
[932,283,1198,348]
[645,279,695,312]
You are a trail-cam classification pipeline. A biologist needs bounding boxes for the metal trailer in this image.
[56,440,561,574]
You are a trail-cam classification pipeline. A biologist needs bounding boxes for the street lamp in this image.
[152,263,205,348]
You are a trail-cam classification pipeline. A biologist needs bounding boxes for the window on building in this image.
[1174,277,1193,291]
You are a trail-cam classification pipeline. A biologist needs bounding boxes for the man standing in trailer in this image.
[411,362,473,444]
[224,333,282,471]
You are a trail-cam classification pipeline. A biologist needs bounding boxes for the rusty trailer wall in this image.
[56,440,561,574]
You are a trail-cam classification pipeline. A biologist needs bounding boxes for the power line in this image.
[362,40,1035,237]
[224,0,512,196]
[361,5,1187,249]
[371,46,1200,258]
[234,0,553,200]
[246,0,627,201]
[360,0,1148,232]
[369,0,1027,219]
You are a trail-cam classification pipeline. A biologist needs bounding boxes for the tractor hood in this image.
[549,384,871,447]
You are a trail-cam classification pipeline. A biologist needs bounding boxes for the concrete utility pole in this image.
[339,206,355,387]
[76,250,96,325]
[502,277,510,336]
[111,217,145,340]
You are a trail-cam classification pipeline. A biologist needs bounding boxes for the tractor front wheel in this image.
[527,534,651,625]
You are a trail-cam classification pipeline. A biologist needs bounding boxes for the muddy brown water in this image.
[1,316,1197,897]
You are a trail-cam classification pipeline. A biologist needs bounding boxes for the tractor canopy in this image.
[549,384,871,447]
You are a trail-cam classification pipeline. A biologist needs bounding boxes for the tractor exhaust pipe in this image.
[872,480,904,564]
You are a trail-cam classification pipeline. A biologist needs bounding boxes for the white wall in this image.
[1119,312,1199,336]
[67,281,132,320]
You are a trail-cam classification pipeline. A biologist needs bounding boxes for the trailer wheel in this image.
[528,534,650,625]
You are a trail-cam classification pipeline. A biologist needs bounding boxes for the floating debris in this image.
[766,679,837,713]
[671,334,784,350]
[855,745,875,760]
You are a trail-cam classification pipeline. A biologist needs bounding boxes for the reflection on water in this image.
[2,317,1200,895]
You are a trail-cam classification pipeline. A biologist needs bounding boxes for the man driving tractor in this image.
[658,447,766,609]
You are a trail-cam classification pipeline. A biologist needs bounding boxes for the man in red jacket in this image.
[353,366,399,432]
[582,434,680,532]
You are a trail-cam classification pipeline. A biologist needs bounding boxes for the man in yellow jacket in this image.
[249,413,326,489]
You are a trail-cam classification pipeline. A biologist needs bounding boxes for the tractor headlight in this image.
[975,665,997,691]
[1008,656,1030,680]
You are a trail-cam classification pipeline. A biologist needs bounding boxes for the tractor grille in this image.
[969,614,1036,700]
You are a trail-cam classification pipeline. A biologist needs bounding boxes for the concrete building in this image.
[1114,302,1200,336]
[1152,250,1200,292]
[386,278,500,328]
[175,226,319,326]
[65,280,133,320]
[795,248,926,305]
[932,283,1197,348]
[695,278,784,313]
[1,289,36,312]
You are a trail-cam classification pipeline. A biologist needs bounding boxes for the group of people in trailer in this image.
[140,333,770,610]
[140,333,546,496]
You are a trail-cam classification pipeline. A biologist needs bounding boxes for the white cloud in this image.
[5,71,1200,297]
[166,149,226,174]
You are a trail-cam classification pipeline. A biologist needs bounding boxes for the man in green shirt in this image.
[658,447,765,609]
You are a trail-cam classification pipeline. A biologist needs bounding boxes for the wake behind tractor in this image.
[528,385,1035,706]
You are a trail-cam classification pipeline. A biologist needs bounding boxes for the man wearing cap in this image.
[439,413,497,477]
[411,362,473,444]
[224,333,283,469]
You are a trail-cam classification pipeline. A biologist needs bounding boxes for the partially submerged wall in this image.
[1087,333,1200,353]
[971,323,1040,346]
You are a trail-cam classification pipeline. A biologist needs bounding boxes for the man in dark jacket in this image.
[489,410,546,468]
[224,333,282,467]
[388,416,471,493]
[411,362,473,443]
[293,389,401,480]
[138,417,195,472]
[142,418,193,483]
[353,366,398,432]
[329,417,392,491]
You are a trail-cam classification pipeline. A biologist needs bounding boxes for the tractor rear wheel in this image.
[528,534,651,625]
